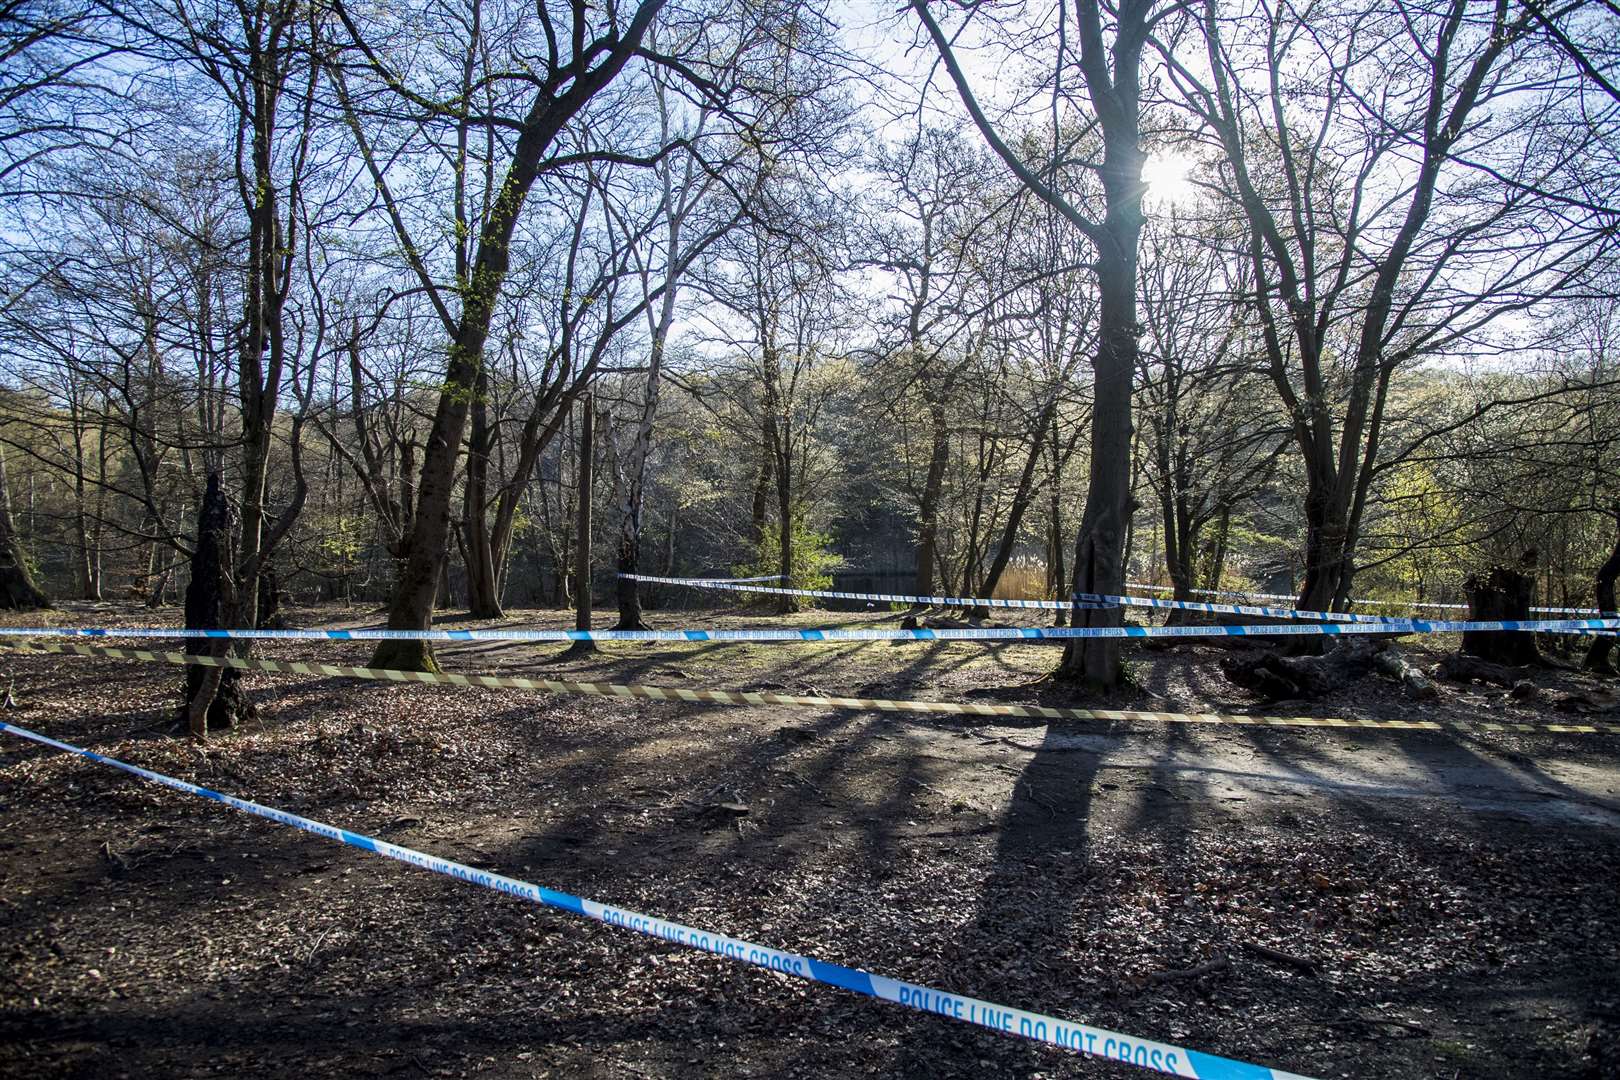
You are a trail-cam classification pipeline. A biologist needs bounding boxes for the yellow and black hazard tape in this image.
[7,641,1619,737]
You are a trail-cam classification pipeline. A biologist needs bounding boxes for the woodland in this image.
[3,1,1620,1077]
[0,0,1616,690]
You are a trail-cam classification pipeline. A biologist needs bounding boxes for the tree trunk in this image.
[914,397,949,598]
[1203,505,1231,595]
[566,396,597,655]
[775,446,795,614]
[1048,421,1068,627]
[1462,563,1540,667]
[256,560,281,629]
[464,365,503,619]
[1583,515,1620,675]
[1297,497,1351,615]
[975,400,1056,616]
[1056,240,1140,687]
[1161,526,1201,627]
[662,499,678,576]
[614,327,672,631]
[0,449,48,610]
[749,452,772,551]
[181,473,253,736]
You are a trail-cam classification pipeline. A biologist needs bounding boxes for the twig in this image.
[1149,953,1230,983]
[1015,776,1056,819]
[1325,1015,1431,1038]
[1241,940,1318,976]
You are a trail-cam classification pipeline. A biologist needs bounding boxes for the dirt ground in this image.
[2,601,1619,1080]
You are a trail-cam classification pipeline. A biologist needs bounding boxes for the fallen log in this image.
[1220,639,1381,701]
[1374,647,1438,700]
[1435,653,1529,689]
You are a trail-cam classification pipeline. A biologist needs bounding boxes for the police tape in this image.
[1125,581,1601,616]
[626,572,1405,624]
[4,615,1616,644]
[621,572,1118,613]
[0,719,1317,1080]
[1071,591,1403,624]
[626,574,1589,627]
[8,642,1618,736]
[691,572,789,583]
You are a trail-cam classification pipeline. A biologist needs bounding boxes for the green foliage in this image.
[317,515,364,567]
[735,516,845,593]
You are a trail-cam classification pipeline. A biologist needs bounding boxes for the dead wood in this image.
[1374,647,1438,699]
[1435,653,1530,689]
[1149,954,1230,984]
[1219,639,1381,701]
[1241,940,1318,976]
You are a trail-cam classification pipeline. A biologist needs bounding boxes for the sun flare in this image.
[1141,151,1197,206]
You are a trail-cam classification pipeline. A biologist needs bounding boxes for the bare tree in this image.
[330,0,672,669]
[913,0,1160,686]
[1159,0,1616,614]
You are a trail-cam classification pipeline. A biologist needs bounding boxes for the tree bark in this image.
[614,310,676,631]
[181,473,254,735]
[1462,563,1541,667]
[749,451,772,551]
[463,362,502,618]
[1057,241,1141,687]
[775,441,794,614]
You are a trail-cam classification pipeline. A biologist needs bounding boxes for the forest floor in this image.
[2,601,1619,1080]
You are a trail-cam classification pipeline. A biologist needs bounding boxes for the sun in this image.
[1140,151,1197,206]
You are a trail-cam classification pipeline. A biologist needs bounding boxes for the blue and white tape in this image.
[627,572,1408,624]
[0,618,1617,644]
[633,574,1609,625]
[687,572,790,583]
[1126,581,1600,616]
[1071,592,1408,624]
[0,721,1315,1080]
[622,573,1116,612]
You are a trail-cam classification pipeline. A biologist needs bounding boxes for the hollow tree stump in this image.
[1462,564,1540,667]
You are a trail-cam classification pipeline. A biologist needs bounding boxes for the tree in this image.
[332,0,673,669]
[862,127,1011,599]
[913,0,1160,686]
[0,445,49,609]
[1159,0,1617,614]
[1134,211,1285,613]
[692,195,853,609]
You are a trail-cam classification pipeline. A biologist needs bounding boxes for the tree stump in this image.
[181,473,255,736]
[1462,564,1540,667]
